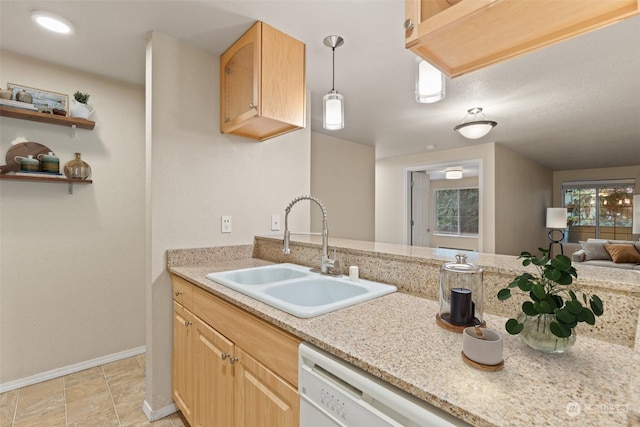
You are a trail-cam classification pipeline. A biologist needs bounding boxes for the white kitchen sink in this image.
[210,263,312,285]
[206,263,396,318]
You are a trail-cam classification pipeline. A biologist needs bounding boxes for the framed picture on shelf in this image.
[6,83,68,116]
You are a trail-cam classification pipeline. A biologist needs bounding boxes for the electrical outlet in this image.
[271,214,281,231]
[221,216,232,233]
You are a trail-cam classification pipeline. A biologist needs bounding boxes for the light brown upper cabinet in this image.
[405,0,640,78]
[220,21,306,141]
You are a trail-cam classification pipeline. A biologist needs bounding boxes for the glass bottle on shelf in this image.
[64,153,91,180]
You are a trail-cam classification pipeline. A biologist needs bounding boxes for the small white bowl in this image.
[462,327,503,366]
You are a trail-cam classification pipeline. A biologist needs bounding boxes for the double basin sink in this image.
[206,263,397,318]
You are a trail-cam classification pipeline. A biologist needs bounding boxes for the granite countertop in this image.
[169,258,635,427]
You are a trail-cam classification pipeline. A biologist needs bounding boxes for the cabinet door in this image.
[220,22,260,133]
[234,347,299,427]
[194,317,235,427]
[172,302,194,424]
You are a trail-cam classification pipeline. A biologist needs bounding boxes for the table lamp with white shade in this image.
[546,208,568,256]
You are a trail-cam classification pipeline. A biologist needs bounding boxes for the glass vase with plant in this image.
[497,249,604,352]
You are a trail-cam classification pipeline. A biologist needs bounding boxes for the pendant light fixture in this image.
[323,35,344,130]
[415,57,445,103]
[454,107,497,139]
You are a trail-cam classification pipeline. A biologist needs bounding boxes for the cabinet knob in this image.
[249,103,257,110]
[224,117,230,123]
[175,291,183,296]
[184,320,192,327]
[221,352,229,360]
[228,356,239,365]
[404,18,414,31]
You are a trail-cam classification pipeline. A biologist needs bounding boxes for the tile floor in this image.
[0,354,188,427]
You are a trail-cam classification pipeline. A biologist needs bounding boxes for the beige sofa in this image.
[572,238,640,270]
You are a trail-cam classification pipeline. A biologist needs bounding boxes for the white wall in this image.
[145,32,311,413]
[376,143,496,253]
[0,51,145,384]
[310,132,375,241]
[494,144,552,256]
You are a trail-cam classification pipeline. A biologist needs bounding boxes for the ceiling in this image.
[1,0,639,173]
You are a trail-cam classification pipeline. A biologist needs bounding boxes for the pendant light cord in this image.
[331,47,336,91]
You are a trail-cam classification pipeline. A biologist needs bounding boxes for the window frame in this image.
[433,186,479,237]
[561,179,635,241]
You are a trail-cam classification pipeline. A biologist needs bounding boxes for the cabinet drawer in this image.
[193,285,301,387]
[172,275,194,310]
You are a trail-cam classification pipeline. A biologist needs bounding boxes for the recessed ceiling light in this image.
[31,10,74,34]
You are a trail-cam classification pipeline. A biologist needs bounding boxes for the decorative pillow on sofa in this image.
[579,241,612,261]
[603,244,640,264]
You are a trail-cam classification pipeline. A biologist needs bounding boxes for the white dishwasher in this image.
[298,343,470,427]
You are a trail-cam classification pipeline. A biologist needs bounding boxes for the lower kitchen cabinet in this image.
[194,316,234,427]
[234,347,299,427]
[171,274,301,427]
[173,302,195,424]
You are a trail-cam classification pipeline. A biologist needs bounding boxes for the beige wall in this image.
[375,143,497,253]
[310,132,375,241]
[494,144,552,256]
[145,32,311,414]
[0,51,145,384]
[429,176,479,251]
[553,165,640,253]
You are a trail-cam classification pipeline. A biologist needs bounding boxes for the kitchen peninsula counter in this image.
[167,237,639,427]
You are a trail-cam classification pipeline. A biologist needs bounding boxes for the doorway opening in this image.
[406,161,483,251]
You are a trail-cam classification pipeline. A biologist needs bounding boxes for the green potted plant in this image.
[73,91,90,104]
[497,249,604,353]
[70,91,94,119]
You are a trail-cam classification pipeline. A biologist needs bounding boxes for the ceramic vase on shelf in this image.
[15,90,32,104]
[517,312,576,353]
[0,88,12,100]
[64,153,91,180]
[38,152,60,174]
[69,99,95,119]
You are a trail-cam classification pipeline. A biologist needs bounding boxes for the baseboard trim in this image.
[142,400,177,422]
[0,346,146,393]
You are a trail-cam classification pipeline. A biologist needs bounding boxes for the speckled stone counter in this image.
[253,235,640,348]
[167,238,639,427]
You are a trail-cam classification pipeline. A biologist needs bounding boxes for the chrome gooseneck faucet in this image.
[283,195,338,275]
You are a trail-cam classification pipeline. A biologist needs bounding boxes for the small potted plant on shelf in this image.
[497,248,604,353]
[70,91,94,119]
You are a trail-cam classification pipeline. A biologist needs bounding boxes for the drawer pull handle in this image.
[175,291,183,296]
[221,353,228,360]
[184,321,192,327]
[228,356,238,365]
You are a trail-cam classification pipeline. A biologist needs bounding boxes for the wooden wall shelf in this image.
[0,174,92,194]
[0,106,95,130]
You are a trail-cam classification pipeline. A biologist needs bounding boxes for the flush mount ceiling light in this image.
[445,168,463,179]
[454,107,497,139]
[323,35,344,130]
[31,10,74,34]
[415,57,445,103]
